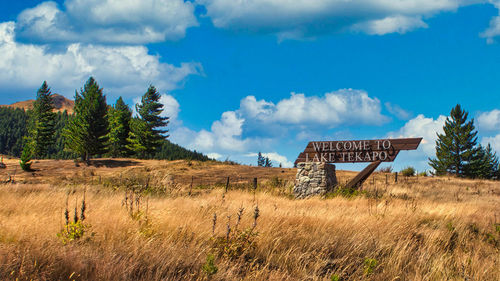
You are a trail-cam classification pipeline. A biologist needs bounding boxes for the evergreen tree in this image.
[257,152,265,167]
[19,138,33,171]
[128,85,168,157]
[29,81,56,158]
[0,107,28,156]
[64,77,108,162]
[429,104,478,176]
[107,97,132,157]
[264,156,272,167]
[468,144,499,179]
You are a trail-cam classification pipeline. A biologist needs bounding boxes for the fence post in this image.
[225,177,230,193]
[385,174,388,185]
[189,176,194,196]
[395,172,398,183]
[253,178,257,190]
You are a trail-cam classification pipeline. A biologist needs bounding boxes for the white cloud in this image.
[206,152,222,160]
[477,109,500,131]
[482,134,500,152]
[0,21,201,98]
[240,89,389,128]
[245,152,293,167]
[159,94,180,123]
[16,0,198,44]
[480,1,500,43]
[385,102,412,120]
[169,89,388,167]
[197,0,470,39]
[388,114,447,157]
[352,15,428,35]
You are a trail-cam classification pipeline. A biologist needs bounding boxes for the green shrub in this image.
[363,258,378,275]
[19,142,33,171]
[57,221,88,244]
[401,166,416,177]
[211,228,258,260]
[377,166,393,173]
[201,254,218,277]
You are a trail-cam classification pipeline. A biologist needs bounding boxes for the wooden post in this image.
[189,176,194,196]
[395,172,398,183]
[253,178,257,190]
[225,177,230,193]
[345,161,381,189]
[385,174,388,185]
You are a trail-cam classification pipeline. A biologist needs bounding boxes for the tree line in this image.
[0,78,208,170]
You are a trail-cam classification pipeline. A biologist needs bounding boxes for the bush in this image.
[201,254,218,276]
[378,166,393,173]
[401,166,416,177]
[57,221,88,244]
[19,142,33,171]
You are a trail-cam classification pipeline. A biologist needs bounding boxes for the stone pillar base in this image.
[293,162,338,199]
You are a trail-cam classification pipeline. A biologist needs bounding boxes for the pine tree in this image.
[29,81,56,158]
[64,77,108,162]
[107,97,132,157]
[19,138,33,171]
[429,104,478,176]
[264,156,272,167]
[128,85,169,157]
[468,144,499,179]
[257,152,265,167]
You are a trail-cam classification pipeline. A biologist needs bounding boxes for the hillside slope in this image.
[0,94,74,113]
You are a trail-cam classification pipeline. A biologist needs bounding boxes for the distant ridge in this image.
[0,94,74,113]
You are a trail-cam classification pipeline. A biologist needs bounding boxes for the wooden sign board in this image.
[295,138,422,165]
[295,137,422,189]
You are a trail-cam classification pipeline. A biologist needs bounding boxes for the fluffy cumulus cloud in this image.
[240,89,389,128]
[477,109,500,131]
[388,114,447,157]
[16,0,198,44]
[170,89,388,167]
[480,0,500,43]
[244,152,293,167]
[482,134,500,152]
[197,0,470,39]
[0,22,201,97]
[385,102,412,120]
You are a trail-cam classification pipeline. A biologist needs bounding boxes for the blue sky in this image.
[1,0,500,171]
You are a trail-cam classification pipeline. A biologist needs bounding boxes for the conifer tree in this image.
[128,85,168,157]
[64,77,108,162]
[264,156,272,167]
[107,97,132,157]
[257,152,265,167]
[29,81,56,158]
[468,144,499,179]
[19,138,33,171]
[429,104,478,176]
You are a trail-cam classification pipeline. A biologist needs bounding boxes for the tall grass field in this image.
[0,159,499,280]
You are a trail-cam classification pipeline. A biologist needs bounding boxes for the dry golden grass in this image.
[0,159,499,280]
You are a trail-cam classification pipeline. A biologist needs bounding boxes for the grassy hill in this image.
[0,94,74,113]
[0,159,499,280]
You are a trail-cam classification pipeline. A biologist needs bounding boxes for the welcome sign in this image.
[295,138,422,165]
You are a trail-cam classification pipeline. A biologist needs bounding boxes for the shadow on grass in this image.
[89,159,142,168]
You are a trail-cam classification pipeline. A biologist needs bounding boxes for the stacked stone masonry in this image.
[293,162,338,198]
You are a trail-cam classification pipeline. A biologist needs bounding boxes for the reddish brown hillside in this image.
[0,94,74,113]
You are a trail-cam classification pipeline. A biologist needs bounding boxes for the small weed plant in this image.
[57,191,91,244]
[363,258,378,276]
[203,205,260,277]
